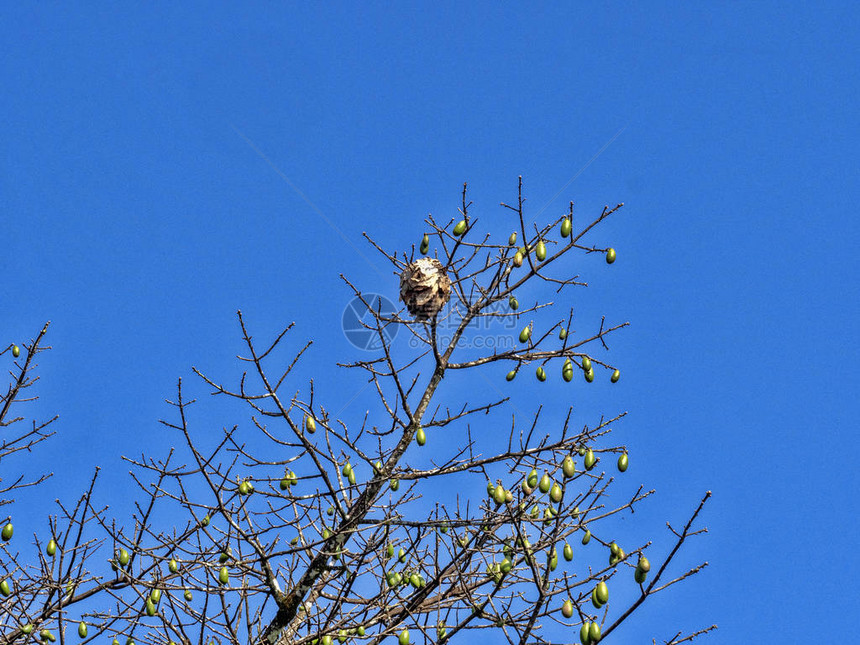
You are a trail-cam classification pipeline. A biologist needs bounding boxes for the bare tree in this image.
[1,180,713,645]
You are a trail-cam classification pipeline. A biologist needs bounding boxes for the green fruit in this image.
[572,505,580,518]
[437,622,447,639]
[47,538,57,556]
[506,369,517,381]
[635,567,647,583]
[562,454,575,478]
[184,589,192,601]
[348,469,356,485]
[519,245,528,256]
[605,248,616,264]
[145,598,156,616]
[321,637,332,645]
[519,325,531,343]
[201,515,210,527]
[538,473,551,493]
[562,358,573,382]
[521,479,533,495]
[453,220,467,236]
[399,629,410,645]
[609,541,620,556]
[527,468,538,488]
[12,345,20,358]
[339,630,347,644]
[505,488,513,503]
[387,543,395,558]
[611,368,620,383]
[513,251,524,267]
[493,484,506,504]
[563,542,573,561]
[561,217,572,238]
[238,481,251,495]
[410,573,421,588]
[398,547,407,562]
[118,548,130,567]
[637,556,651,573]
[218,566,229,585]
[219,548,231,563]
[150,588,161,603]
[617,452,629,472]
[509,295,519,310]
[581,529,591,545]
[22,624,34,635]
[290,536,299,545]
[389,478,399,491]
[584,368,594,383]
[535,240,547,261]
[420,234,430,255]
[581,356,592,372]
[40,629,55,642]
[322,528,332,539]
[0,579,10,596]
[591,586,604,608]
[589,621,602,642]
[2,522,13,541]
[280,478,290,490]
[375,461,384,474]
[416,427,426,446]
[357,626,365,636]
[500,558,512,573]
[549,547,558,570]
[536,366,546,381]
[558,327,567,340]
[580,623,591,644]
[561,598,574,618]
[577,446,586,456]
[584,449,596,470]
[342,462,352,477]
[508,232,517,246]
[596,580,609,604]
[549,482,562,503]
[168,558,179,573]
[305,416,317,433]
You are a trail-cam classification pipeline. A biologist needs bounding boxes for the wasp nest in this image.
[399,258,452,321]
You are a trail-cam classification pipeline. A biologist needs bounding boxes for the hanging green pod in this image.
[1,523,13,541]
[561,217,572,238]
[536,366,546,381]
[519,325,531,343]
[584,448,596,470]
[508,232,517,245]
[617,452,629,472]
[562,358,573,382]
[420,234,430,255]
[561,599,574,618]
[538,473,551,493]
[218,566,229,585]
[453,220,467,236]
[416,427,426,446]
[563,542,573,561]
[605,247,616,264]
[508,295,519,310]
[506,369,517,381]
[611,368,621,383]
[305,416,317,434]
[535,240,547,261]
[12,345,21,358]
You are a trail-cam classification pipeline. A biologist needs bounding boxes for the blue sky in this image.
[3,2,858,642]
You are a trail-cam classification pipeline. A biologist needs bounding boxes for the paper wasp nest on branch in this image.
[399,257,451,320]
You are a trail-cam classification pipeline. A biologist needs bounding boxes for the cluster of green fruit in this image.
[634,554,651,583]
[507,329,621,385]
[580,620,602,643]
[280,470,298,490]
[341,461,357,485]
[237,478,254,495]
[309,625,368,645]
